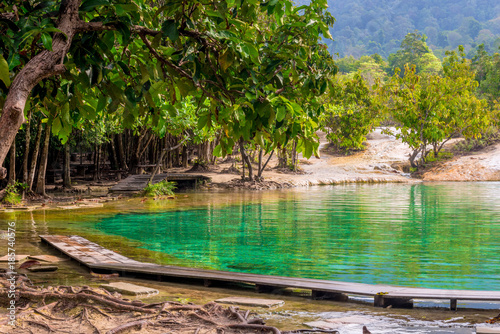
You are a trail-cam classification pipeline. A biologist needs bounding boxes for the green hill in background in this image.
[300,0,500,58]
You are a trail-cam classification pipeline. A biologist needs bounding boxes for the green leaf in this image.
[113,22,131,44]
[0,54,11,87]
[139,63,150,84]
[0,18,19,32]
[321,26,333,40]
[151,33,162,49]
[242,43,260,63]
[51,118,62,135]
[96,95,107,113]
[125,86,140,104]
[304,140,312,159]
[213,144,222,157]
[276,106,286,122]
[198,115,209,130]
[162,20,179,42]
[117,61,131,75]
[80,0,110,12]
[219,49,234,71]
[61,102,70,124]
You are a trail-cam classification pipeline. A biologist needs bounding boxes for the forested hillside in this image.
[320,0,500,57]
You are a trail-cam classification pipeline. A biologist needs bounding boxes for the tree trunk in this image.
[182,146,188,168]
[63,142,71,188]
[108,140,118,170]
[35,125,51,196]
[277,146,287,169]
[116,134,128,170]
[257,150,274,179]
[22,110,32,195]
[0,0,84,179]
[291,141,298,171]
[93,144,100,181]
[28,119,43,191]
[148,140,187,185]
[257,148,263,178]
[239,139,253,181]
[8,141,16,186]
[409,148,420,168]
[129,130,151,174]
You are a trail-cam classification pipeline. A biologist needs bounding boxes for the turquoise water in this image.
[95,183,500,290]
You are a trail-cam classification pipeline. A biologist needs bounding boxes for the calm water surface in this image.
[94,183,500,290]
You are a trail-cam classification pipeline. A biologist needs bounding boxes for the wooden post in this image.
[255,284,275,293]
[312,290,348,301]
[374,295,385,307]
[450,299,457,311]
[374,295,413,309]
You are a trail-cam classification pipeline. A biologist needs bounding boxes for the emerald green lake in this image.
[93,183,499,290]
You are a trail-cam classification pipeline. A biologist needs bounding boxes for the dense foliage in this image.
[377,49,491,167]
[321,73,378,152]
[0,0,337,186]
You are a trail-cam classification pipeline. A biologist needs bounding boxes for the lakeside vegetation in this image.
[0,0,499,203]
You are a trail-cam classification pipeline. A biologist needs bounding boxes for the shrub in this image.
[2,182,27,205]
[425,151,453,163]
[321,73,379,153]
[143,180,176,198]
[453,130,500,153]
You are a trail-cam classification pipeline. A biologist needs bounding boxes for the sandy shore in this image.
[201,129,500,189]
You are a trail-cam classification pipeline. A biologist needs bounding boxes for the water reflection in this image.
[1,183,499,290]
[94,183,500,290]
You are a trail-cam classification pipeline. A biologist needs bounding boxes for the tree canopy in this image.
[377,48,491,167]
[0,0,337,179]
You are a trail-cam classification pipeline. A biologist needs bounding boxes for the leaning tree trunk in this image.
[257,149,274,179]
[7,141,16,186]
[148,140,186,185]
[35,125,51,196]
[28,120,43,191]
[0,0,85,179]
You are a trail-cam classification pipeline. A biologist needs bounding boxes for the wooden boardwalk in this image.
[40,235,500,310]
[109,173,210,193]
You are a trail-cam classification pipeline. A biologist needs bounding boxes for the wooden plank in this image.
[40,235,144,265]
[109,173,210,193]
[40,235,500,306]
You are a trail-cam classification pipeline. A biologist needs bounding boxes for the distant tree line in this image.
[302,0,500,58]
[322,32,499,168]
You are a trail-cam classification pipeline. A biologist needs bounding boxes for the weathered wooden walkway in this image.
[40,235,500,310]
[109,173,210,193]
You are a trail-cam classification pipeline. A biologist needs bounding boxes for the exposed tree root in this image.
[106,319,149,334]
[0,273,340,334]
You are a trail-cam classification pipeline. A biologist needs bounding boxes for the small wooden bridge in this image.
[109,173,210,193]
[40,235,500,310]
